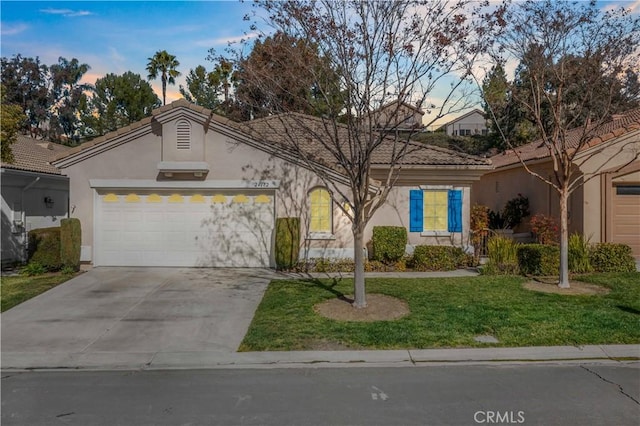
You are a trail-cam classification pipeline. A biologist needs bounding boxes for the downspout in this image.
[21,177,40,263]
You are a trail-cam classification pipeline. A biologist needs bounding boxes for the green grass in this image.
[239,273,640,351]
[1,272,76,312]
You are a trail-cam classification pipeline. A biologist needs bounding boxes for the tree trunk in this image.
[352,223,367,308]
[558,189,570,288]
[162,77,167,106]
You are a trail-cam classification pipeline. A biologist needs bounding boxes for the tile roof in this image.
[1,135,71,175]
[491,109,640,169]
[51,99,490,169]
[240,112,491,169]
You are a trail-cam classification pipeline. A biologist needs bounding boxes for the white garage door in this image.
[95,190,275,267]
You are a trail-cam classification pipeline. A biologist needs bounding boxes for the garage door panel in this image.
[96,191,274,267]
[612,186,639,258]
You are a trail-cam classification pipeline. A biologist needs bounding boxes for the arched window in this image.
[309,188,332,233]
[176,119,191,150]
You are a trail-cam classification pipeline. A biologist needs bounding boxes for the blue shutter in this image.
[409,190,423,232]
[448,190,462,232]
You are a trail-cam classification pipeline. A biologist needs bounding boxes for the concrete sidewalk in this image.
[2,345,638,371]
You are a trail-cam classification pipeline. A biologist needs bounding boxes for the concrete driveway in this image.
[1,267,277,369]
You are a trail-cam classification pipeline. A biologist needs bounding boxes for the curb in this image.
[2,345,638,372]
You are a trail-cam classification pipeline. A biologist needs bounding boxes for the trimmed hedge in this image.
[371,226,407,264]
[60,218,82,271]
[28,227,62,272]
[410,245,469,271]
[274,217,300,270]
[590,243,636,273]
[517,244,560,276]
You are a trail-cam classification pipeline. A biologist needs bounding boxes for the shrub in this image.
[394,257,408,272]
[61,265,77,275]
[530,214,559,245]
[484,236,519,275]
[370,226,407,264]
[21,262,46,276]
[410,245,468,271]
[60,218,82,271]
[470,205,490,258]
[488,210,506,230]
[568,233,592,273]
[488,195,530,230]
[296,258,356,273]
[590,243,636,273]
[28,227,62,272]
[517,244,560,276]
[274,217,300,270]
[503,194,530,228]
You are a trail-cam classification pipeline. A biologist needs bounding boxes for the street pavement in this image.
[2,363,639,425]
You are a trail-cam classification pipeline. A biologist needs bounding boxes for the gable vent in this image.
[176,120,191,150]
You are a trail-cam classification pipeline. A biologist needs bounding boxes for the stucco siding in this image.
[474,129,639,248]
[59,104,485,265]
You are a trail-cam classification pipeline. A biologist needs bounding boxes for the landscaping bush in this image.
[21,261,45,277]
[27,227,62,272]
[60,218,82,271]
[517,244,560,276]
[295,258,356,273]
[274,217,300,270]
[483,236,519,275]
[530,214,559,245]
[590,243,636,273]
[410,245,469,271]
[502,193,530,229]
[489,194,530,230]
[568,233,592,273]
[470,204,489,259]
[370,226,407,264]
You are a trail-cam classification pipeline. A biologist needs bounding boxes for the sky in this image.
[2,0,639,127]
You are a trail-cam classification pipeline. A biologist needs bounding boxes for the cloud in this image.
[194,32,259,48]
[1,22,28,36]
[109,47,125,64]
[40,8,93,18]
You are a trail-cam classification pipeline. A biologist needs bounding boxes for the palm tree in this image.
[146,50,181,105]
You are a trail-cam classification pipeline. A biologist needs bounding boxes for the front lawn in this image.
[239,273,640,351]
[1,272,77,312]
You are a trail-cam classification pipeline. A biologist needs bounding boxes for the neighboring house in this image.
[371,100,425,132]
[1,136,70,266]
[51,99,491,268]
[443,109,488,137]
[472,109,640,258]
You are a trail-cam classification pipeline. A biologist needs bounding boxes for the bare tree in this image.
[484,0,640,288]
[237,0,504,308]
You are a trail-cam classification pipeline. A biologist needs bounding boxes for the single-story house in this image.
[442,109,488,137]
[1,136,70,266]
[51,99,491,268]
[472,109,640,258]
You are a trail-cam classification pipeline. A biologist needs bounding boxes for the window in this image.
[309,188,332,233]
[616,185,640,195]
[409,189,462,233]
[423,190,448,231]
